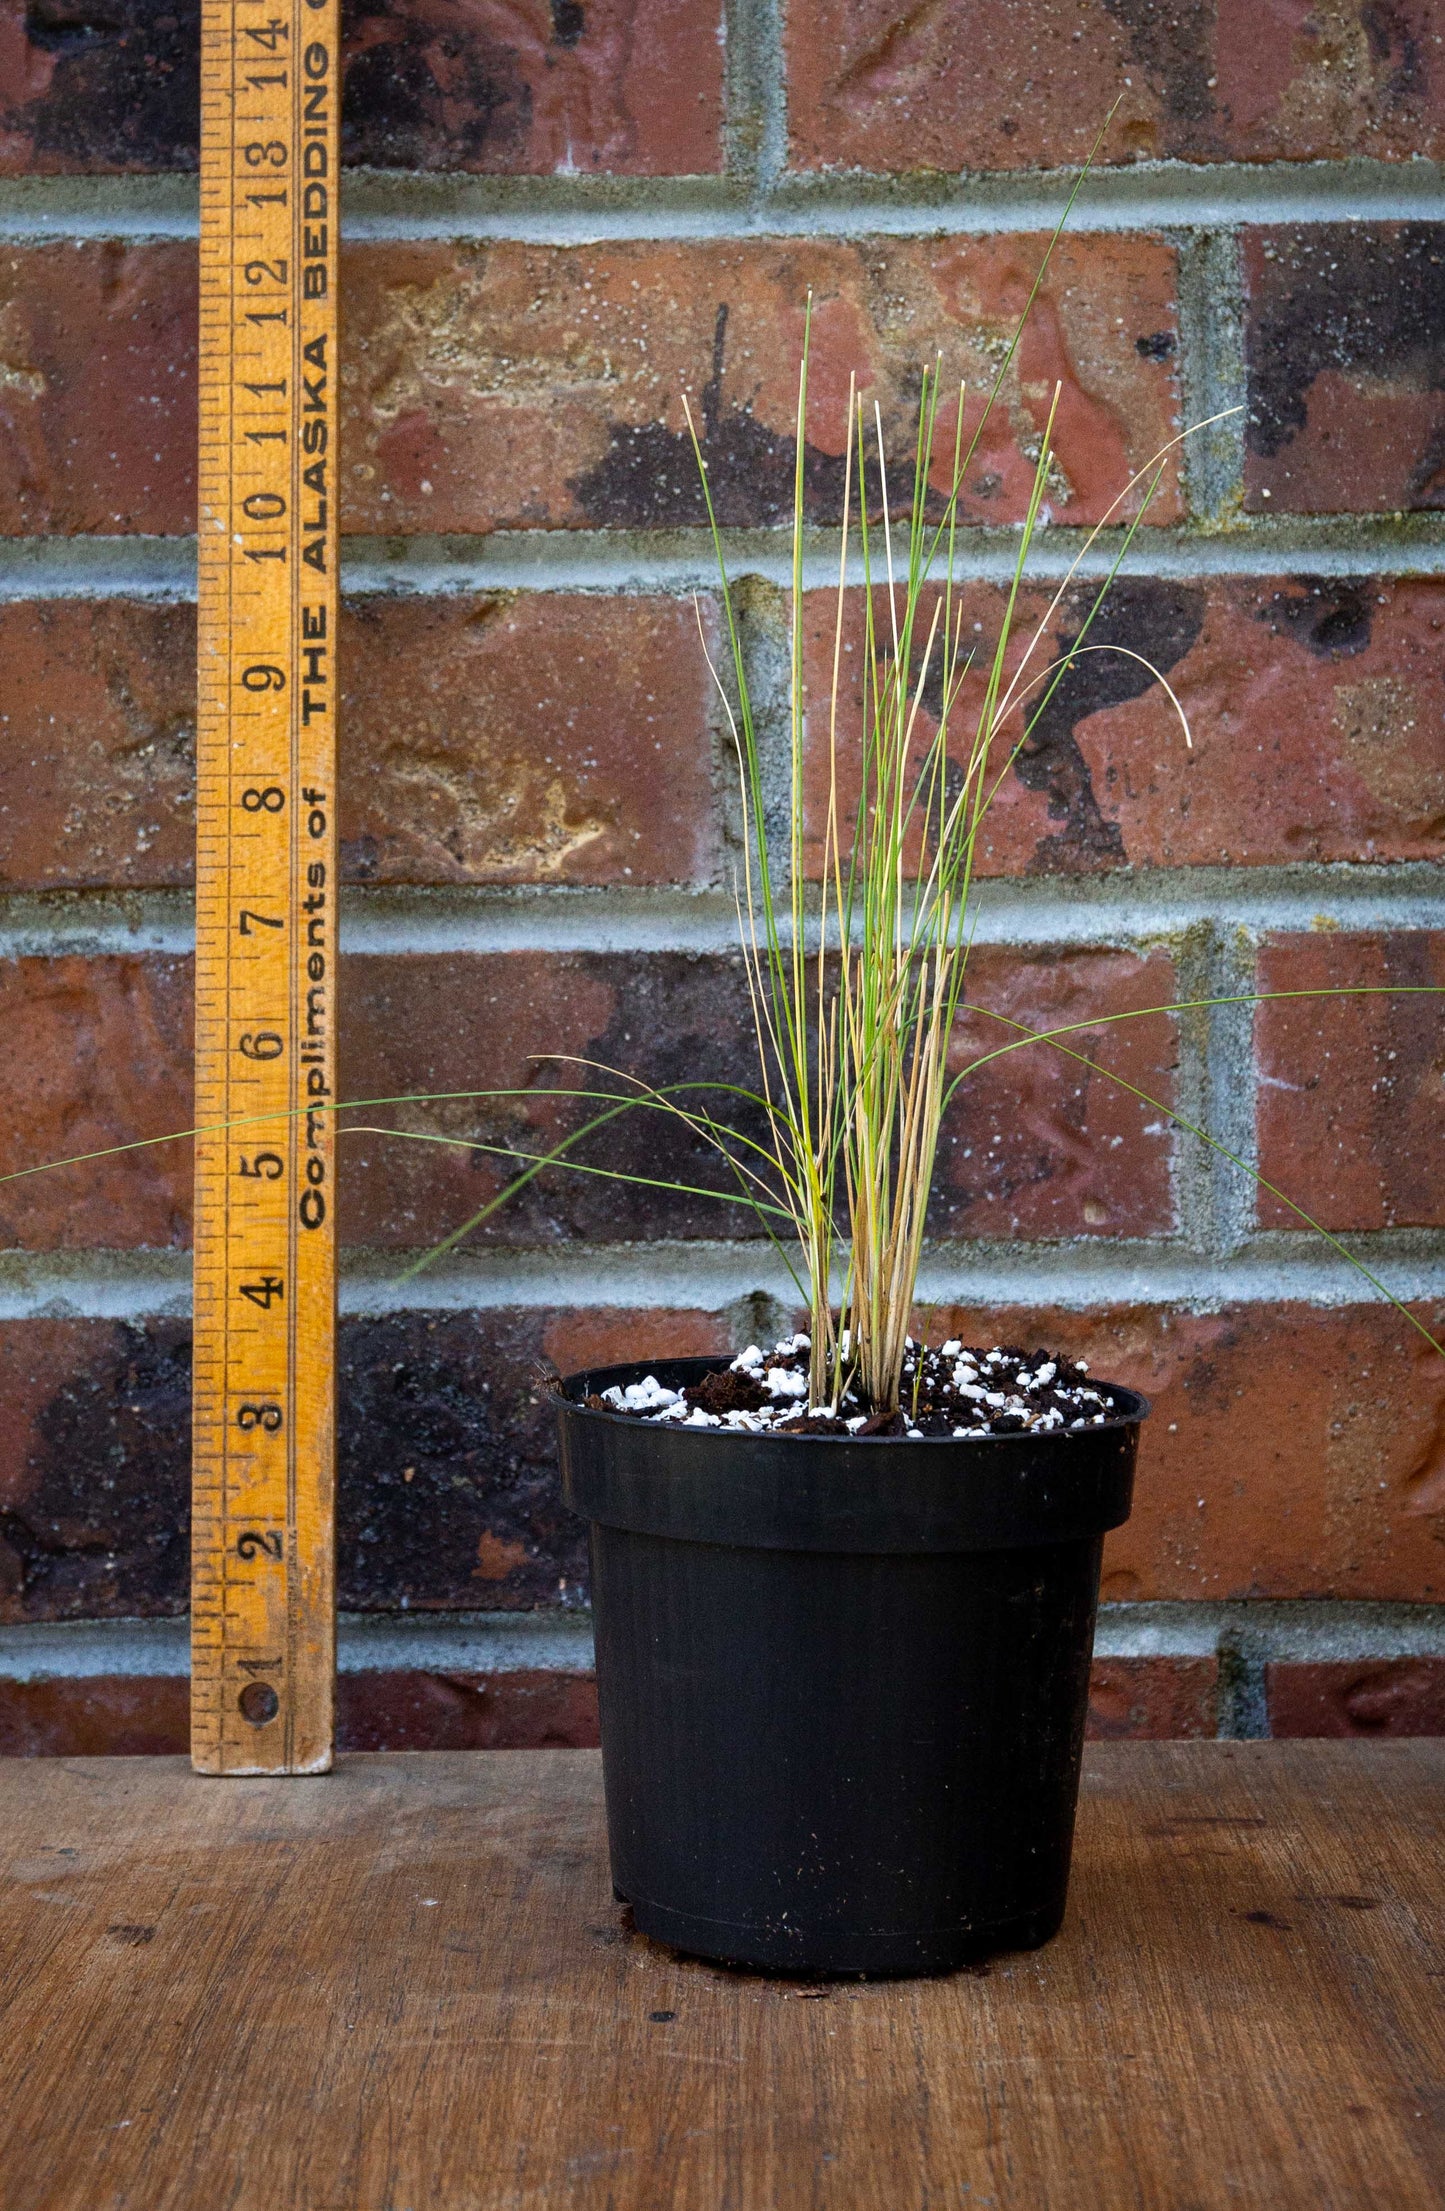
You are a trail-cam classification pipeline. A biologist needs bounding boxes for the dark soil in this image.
[685,1367,769,1417]
[588,1333,1122,1439]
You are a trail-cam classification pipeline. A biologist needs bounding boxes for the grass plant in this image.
[318,311,1445,1414]
[673,317,1190,1413]
[4,214,1443,1423]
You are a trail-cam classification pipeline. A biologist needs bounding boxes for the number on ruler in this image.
[236,1401,283,1431]
[238,1151,284,1179]
[236,1530,284,1560]
[239,1030,283,1059]
[238,1274,285,1308]
[238,910,284,934]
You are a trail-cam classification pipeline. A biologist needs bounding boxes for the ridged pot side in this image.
[558,1358,1146,1978]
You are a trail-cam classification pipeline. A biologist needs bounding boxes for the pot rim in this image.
[558,1353,1151,1442]
[557,1356,1143,1552]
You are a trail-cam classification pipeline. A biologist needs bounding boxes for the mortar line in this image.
[7,519,1445,605]
[2,863,1441,961]
[2,1237,1443,1320]
[1,1601,1441,1684]
[752,0,789,195]
[340,521,1445,592]
[1215,1646,1272,1738]
[346,1239,1445,1315]
[1164,919,1221,1256]
[1210,923,1264,1255]
[723,0,788,195]
[3,157,1444,242]
[1168,918,1263,1258]
[1175,228,1247,528]
[730,574,795,875]
[347,156,1445,236]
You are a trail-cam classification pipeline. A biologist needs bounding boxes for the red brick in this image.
[339,0,723,176]
[338,946,1178,1248]
[1204,0,1445,162]
[337,1311,585,1613]
[0,1670,602,1754]
[0,946,1175,1249]
[0,601,196,888]
[22,1656,1441,1758]
[0,957,192,1250]
[2,237,1175,536]
[1245,226,1445,515]
[339,594,722,886]
[935,948,1177,1240]
[0,0,197,175]
[0,1309,728,1623]
[1254,933,1445,1231]
[0,595,720,890]
[1,1298,1442,1626]
[1267,1659,1445,1737]
[920,1301,1445,1602]
[1086,1657,1219,1741]
[336,1669,599,1751]
[0,245,195,535]
[342,234,1181,533]
[334,1309,726,1613]
[0,0,722,178]
[8,575,1438,896]
[802,577,1445,877]
[12,1657,1439,1758]
[337,951,775,1251]
[0,1321,191,1622]
[787,0,1445,173]
[540,1307,731,1376]
[0,1675,188,1755]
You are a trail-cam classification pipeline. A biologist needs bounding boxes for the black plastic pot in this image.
[558,1356,1145,1978]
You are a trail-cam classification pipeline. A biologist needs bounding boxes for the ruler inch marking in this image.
[194,0,339,1777]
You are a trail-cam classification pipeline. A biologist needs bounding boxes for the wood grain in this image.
[0,1744,1440,2209]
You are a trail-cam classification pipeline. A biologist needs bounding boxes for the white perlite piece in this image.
[597,1333,1118,1439]
[601,1375,680,1414]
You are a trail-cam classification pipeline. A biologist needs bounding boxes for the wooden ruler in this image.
[193,0,340,1774]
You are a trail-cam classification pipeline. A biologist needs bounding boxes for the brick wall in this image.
[1,0,1443,1749]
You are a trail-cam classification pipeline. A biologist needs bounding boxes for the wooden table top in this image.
[0,1742,1440,2210]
